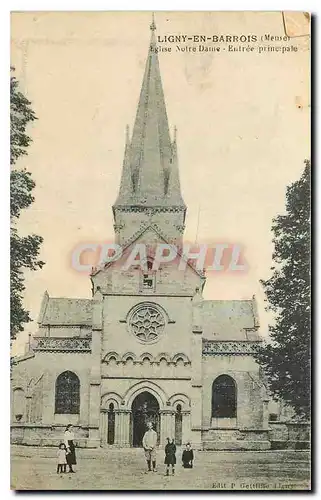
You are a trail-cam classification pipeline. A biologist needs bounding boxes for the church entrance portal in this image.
[131,391,160,447]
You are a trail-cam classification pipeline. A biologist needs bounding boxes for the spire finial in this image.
[150,12,156,31]
[125,124,130,144]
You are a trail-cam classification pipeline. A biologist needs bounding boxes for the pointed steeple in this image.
[113,15,186,244]
[115,125,132,204]
[167,126,185,205]
[128,15,173,203]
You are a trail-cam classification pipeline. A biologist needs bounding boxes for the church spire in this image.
[128,14,174,203]
[113,15,186,244]
[115,14,185,208]
[167,126,185,205]
[114,124,132,205]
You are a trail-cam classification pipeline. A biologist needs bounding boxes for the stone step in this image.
[202,440,271,451]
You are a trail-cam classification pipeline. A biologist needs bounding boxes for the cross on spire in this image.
[150,12,156,31]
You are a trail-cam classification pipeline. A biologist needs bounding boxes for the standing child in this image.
[57,443,67,474]
[182,443,194,468]
[164,438,176,476]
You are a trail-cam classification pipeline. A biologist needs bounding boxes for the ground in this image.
[11,446,311,491]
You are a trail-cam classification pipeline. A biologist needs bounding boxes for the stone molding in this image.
[114,205,186,214]
[102,351,191,366]
[33,336,92,353]
[202,340,260,356]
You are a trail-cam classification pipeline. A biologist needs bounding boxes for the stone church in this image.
[11,19,271,450]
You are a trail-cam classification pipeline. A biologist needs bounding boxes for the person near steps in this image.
[142,421,158,472]
[164,438,176,476]
[64,424,77,473]
[56,443,67,474]
[182,442,194,468]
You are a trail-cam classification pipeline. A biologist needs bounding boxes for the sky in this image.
[10,11,310,355]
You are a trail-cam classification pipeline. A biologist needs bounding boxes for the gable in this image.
[91,225,203,296]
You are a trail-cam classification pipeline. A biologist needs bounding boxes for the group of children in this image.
[164,439,194,476]
[56,437,194,476]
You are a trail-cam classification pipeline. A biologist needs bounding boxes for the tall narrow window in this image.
[175,404,183,445]
[212,375,237,418]
[107,403,115,444]
[55,371,80,414]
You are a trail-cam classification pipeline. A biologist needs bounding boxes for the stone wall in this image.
[11,424,90,447]
[201,354,264,429]
[269,422,310,450]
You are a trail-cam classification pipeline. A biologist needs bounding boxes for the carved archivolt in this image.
[168,393,191,410]
[102,351,191,366]
[101,392,122,410]
[103,351,121,363]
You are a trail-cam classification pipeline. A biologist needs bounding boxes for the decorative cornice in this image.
[33,336,92,353]
[113,205,186,214]
[202,340,260,356]
[102,350,191,366]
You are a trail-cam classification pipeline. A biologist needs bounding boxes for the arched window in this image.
[107,403,115,445]
[13,388,25,422]
[212,375,237,418]
[55,371,80,414]
[175,404,182,445]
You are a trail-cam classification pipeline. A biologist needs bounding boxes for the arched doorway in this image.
[131,391,160,447]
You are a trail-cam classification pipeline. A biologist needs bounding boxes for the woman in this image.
[64,424,77,473]
[164,437,176,476]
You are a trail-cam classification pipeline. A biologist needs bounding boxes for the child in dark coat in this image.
[182,443,194,468]
[164,438,176,476]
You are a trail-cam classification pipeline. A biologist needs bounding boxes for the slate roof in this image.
[39,293,92,326]
[202,299,260,341]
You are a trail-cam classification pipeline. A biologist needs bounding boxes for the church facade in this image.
[11,20,271,450]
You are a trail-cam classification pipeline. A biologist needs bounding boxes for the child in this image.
[57,443,67,474]
[164,437,176,476]
[182,442,194,468]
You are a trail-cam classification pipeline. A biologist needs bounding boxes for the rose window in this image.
[129,304,165,343]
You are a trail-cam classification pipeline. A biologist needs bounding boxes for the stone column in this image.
[25,394,33,423]
[115,410,122,446]
[190,288,204,450]
[263,399,270,430]
[160,410,173,445]
[182,411,191,445]
[42,373,54,425]
[191,329,203,449]
[100,411,108,447]
[117,409,131,447]
[88,289,103,448]
[169,412,175,441]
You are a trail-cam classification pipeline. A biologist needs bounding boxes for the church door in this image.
[131,391,160,447]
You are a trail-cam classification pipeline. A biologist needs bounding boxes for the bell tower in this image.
[112,16,186,245]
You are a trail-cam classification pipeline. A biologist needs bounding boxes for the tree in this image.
[255,160,311,419]
[10,69,44,341]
